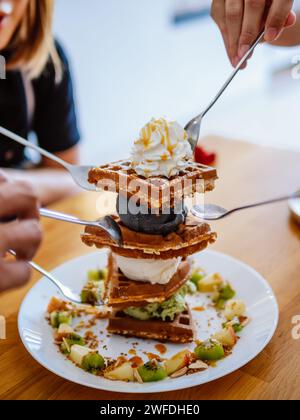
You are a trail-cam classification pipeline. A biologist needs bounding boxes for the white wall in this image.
[54,0,300,165]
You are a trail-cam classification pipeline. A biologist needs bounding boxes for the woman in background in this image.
[0,0,80,204]
[211,0,299,67]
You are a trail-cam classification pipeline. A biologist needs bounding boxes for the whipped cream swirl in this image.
[131,118,192,178]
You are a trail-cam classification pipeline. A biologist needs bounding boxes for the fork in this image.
[185,30,265,151]
[0,125,96,191]
[8,250,107,306]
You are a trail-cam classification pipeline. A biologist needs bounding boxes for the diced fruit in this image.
[69,345,92,366]
[138,361,167,382]
[50,311,72,329]
[194,339,225,361]
[190,269,205,287]
[81,279,105,305]
[213,325,237,348]
[232,323,243,333]
[104,362,135,382]
[194,145,216,166]
[60,333,86,354]
[219,284,236,301]
[224,299,246,321]
[57,323,74,338]
[88,269,107,281]
[197,273,223,293]
[82,352,105,372]
[164,349,192,376]
[214,283,236,309]
[215,299,226,310]
[223,318,244,333]
[80,288,98,305]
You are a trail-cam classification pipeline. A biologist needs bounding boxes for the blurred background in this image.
[54,0,300,164]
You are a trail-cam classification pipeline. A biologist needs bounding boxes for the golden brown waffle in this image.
[82,215,217,260]
[107,305,194,343]
[104,253,191,308]
[88,160,217,208]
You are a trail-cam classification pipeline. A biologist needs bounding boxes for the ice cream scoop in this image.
[113,254,182,285]
[116,194,187,235]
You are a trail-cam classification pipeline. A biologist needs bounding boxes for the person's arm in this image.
[0,172,42,292]
[2,146,81,206]
[3,41,83,206]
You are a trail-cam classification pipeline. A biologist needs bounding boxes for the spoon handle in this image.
[202,30,265,119]
[40,208,91,227]
[8,250,64,292]
[227,192,300,216]
[0,125,70,170]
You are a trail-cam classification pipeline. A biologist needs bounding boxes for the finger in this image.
[285,10,297,28]
[225,0,244,66]
[265,0,294,42]
[0,219,42,259]
[0,261,31,292]
[0,180,40,220]
[238,0,266,59]
[0,171,8,183]
[212,0,232,62]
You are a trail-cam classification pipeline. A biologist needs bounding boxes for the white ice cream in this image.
[114,254,182,285]
[131,118,192,178]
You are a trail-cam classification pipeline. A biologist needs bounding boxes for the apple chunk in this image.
[213,325,237,348]
[104,362,134,382]
[197,273,223,293]
[164,349,192,376]
[70,345,92,366]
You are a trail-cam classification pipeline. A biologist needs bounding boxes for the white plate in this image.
[18,250,278,394]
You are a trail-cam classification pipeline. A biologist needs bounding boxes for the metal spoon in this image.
[40,208,123,246]
[185,30,265,151]
[8,250,106,306]
[191,191,300,221]
[0,125,96,191]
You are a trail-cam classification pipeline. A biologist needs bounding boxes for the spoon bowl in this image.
[192,192,300,221]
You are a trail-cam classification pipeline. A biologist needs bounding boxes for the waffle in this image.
[107,305,195,343]
[88,160,217,208]
[104,253,191,307]
[82,215,217,259]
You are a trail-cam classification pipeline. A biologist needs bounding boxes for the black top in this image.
[0,42,80,167]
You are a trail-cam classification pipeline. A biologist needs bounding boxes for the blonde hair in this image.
[7,0,62,82]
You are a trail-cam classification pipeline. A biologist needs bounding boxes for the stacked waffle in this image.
[82,118,218,343]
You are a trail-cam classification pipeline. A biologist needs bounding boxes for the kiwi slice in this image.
[138,361,167,382]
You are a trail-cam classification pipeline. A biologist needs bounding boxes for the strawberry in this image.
[194,145,216,166]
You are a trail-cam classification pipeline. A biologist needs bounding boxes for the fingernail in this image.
[238,44,249,59]
[265,27,279,42]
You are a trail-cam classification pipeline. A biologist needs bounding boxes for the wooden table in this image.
[1,137,300,400]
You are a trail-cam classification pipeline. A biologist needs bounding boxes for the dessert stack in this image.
[82,119,218,343]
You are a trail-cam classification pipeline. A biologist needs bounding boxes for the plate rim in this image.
[18,250,279,394]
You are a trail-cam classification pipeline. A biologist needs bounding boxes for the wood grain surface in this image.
[0,137,299,400]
